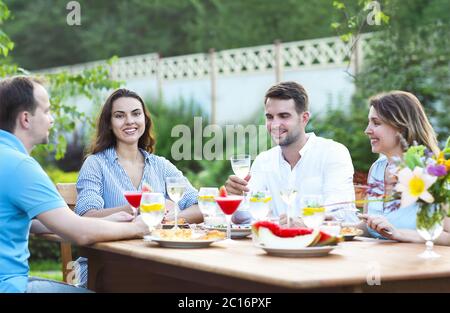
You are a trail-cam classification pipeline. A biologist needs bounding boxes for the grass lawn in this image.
[29,260,63,282]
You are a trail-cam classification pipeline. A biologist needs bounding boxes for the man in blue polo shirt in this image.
[0,76,149,293]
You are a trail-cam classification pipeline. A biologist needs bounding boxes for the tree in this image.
[1,0,122,162]
[355,0,450,143]
[315,0,450,172]
[4,0,337,70]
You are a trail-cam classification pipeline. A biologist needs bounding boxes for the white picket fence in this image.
[37,34,371,123]
[38,34,370,81]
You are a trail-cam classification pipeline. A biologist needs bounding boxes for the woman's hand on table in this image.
[103,211,135,222]
[362,214,398,240]
[133,215,150,237]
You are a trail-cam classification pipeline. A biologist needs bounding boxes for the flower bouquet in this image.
[394,136,450,258]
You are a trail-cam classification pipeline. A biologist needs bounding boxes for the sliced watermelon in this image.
[253,221,312,238]
[257,227,320,249]
[277,227,314,237]
[219,186,228,197]
[253,221,279,231]
[315,231,343,246]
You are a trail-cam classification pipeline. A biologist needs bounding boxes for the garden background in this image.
[1,0,449,280]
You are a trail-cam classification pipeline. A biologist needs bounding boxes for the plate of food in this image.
[252,221,342,257]
[340,226,364,241]
[144,228,226,248]
[204,223,252,239]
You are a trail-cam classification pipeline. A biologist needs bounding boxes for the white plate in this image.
[144,235,222,248]
[256,244,336,257]
[204,225,252,239]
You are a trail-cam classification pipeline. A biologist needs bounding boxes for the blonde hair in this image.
[369,91,439,155]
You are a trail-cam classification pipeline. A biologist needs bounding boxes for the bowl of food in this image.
[340,226,363,241]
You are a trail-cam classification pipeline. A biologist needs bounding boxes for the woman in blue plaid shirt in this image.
[74,88,202,287]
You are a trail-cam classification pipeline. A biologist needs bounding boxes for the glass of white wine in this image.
[140,192,165,233]
[280,188,298,228]
[230,154,251,180]
[165,177,187,229]
[198,187,219,223]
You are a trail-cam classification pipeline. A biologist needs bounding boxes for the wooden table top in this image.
[81,237,450,290]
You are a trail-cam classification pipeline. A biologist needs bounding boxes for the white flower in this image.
[396,166,437,208]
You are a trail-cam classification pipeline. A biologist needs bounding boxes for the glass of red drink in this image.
[215,195,243,240]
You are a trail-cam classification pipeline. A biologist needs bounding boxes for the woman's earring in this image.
[396,132,409,151]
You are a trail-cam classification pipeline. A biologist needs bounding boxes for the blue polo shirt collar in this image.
[0,130,28,155]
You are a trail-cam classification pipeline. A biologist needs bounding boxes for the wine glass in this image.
[230,154,251,180]
[140,192,165,232]
[279,188,298,228]
[248,189,272,221]
[123,191,142,217]
[165,177,187,229]
[198,187,219,224]
[215,195,243,241]
[300,195,325,229]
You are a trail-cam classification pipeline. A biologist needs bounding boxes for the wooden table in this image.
[78,237,450,292]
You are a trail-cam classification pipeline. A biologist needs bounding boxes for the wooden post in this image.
[351,37,363,75]
[156,53,163,102]
[61,242,73,283]
[209,48,217,124]
[274,40,283,83]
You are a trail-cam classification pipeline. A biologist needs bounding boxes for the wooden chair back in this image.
[56,183,77,283]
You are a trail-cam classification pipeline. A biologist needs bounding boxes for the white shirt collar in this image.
[276,132,317,164]
[299,132,316,157]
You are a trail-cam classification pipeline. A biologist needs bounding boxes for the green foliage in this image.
[327,0,450,172]
[29,59,122,163]
[403,146,425,170]
[4,0,337,70]
[416,203,446,230]
[355,0,450,143]
[29,259,61,271]
[146,98,230,188]
[28,270,62,281]
[1,1,123,162]
[147,97,208,175]
[28,236,61,262]
[146,98,271,189]
[307,99,376,172]
[0,0,14,56]
[331,0,390,41]
[45,167,78,184]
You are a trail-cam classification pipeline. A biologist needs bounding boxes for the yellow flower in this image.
[396,166,437,208]
[445,159,450,171]
[437,152,446,165]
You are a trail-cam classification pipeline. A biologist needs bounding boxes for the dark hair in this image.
[89,88,156,155]
[0,76,43,133]
[264,81,309,113]
[369,91,439,155]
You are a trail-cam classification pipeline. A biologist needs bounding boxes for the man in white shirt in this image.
[226,81,355,225]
